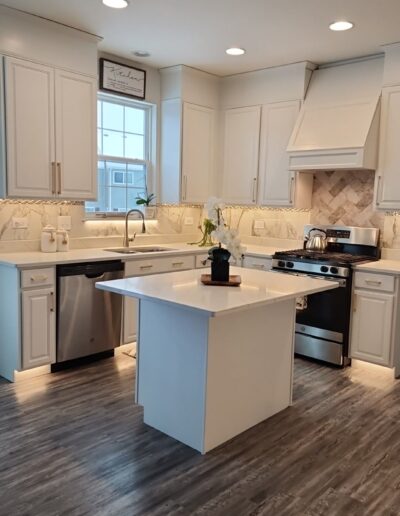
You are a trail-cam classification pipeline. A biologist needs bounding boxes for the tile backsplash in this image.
[0,169,398,252]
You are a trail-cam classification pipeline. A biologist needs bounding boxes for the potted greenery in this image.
[136,192,156,219]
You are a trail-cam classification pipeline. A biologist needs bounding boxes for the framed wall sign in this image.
[99,58,146,100]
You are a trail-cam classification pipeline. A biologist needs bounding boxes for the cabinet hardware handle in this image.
[49,291,55,312]
[57,162,62,195]
[365,280,382,286]
[252,177,257,203]
[51,162,56,194]
[183,175,188,201]
[376,175,381,206]
[140,265,153,270]
[30,274,48,282]
[172,262,184,266]
[252,264,265,269]
[289,175,295,204]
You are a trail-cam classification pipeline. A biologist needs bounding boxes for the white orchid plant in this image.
[206,197,245,261]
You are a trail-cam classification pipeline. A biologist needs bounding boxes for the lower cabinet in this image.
[350,271,396,367]
[22,287,56,369]
[123,253,197,344]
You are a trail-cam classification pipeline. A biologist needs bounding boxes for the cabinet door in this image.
[181,103,215,203]
[350,289,394,366]
[124,296,138,344]
[22,288,56,369]
[258,101,300,206]
[242,256,272,271]
[376,86,400,209]
[5,57,55,198]
[55,70,97,200]
[221,106,261,204]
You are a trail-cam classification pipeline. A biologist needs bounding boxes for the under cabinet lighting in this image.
[226,47,246,56]
[102,0,129,8]
[329,21,354,31]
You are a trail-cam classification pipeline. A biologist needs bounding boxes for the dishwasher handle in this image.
[85,272,105,280]
[57,260,123,277]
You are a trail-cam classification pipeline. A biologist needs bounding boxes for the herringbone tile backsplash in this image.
[310,170,384,231]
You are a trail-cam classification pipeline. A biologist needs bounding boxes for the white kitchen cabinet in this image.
[5,57,56,198]
[351,289,394,366]
[375,86,400,209]
[123,254,197,343]
[3,56,97,200]
[22,287,56,370]
[258,101,312,208]
[350,270,399,368]
[181,103,215,203]
[221,106,261,204]
[55,69,97,199]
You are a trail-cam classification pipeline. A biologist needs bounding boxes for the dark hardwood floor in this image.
[1,354,400,516]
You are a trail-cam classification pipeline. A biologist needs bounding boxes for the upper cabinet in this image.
[181,103,215,204]
[375,86,400,209]
[221,102,312,208]
[160,65,219,204]
[3,56,97,200]
[221,106,261,204]
[258,101,312,207]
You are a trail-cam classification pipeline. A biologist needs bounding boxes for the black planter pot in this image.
[209,247,231,282]
[211,260,230,282]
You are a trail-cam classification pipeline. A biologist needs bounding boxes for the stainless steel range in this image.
[272,225,380,366]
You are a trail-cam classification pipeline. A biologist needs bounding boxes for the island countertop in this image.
[96,266,338,317]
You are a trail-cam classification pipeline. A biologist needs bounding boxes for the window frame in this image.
[85,92,154,219]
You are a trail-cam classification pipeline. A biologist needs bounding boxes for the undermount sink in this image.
[105,247,175,254]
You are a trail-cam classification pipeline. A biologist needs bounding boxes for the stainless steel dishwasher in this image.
[56,261,124,363]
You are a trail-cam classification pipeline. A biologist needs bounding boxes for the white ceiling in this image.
[2,0,400,76]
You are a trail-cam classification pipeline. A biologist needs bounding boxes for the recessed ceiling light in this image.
[329,20,354,31]
[102,0,129,8]
[133,50,151,58]
[226,47,246,56]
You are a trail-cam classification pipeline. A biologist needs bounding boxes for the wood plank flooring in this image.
[1,355,400,515]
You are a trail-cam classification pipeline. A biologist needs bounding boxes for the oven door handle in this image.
[311,275,347,287]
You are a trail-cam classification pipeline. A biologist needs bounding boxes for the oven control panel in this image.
[272,259,350,278]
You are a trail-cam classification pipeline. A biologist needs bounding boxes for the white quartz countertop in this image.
[0,242,288,268]
[355,259,400,275]
[0,243,209,268]
[96,266,339,317]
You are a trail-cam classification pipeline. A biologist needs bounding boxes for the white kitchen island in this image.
[96,267,337,454]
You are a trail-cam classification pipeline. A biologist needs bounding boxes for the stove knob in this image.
[278,260,286,268]
[286,261,294,269]
[320,266,329,273]
[330,266,339,274]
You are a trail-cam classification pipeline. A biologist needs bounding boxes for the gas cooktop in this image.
[274,249,376,266]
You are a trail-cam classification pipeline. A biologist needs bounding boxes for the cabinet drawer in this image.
[195,254,209,268]
[125,255,195,277]
[354,272,395,292]
[242,255,272,271]
[21,267,55,289]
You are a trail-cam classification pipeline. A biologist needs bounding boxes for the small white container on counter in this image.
[40,225,57,253]
[56,229,69,252]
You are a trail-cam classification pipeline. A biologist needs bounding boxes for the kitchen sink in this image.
[105,247,175,254]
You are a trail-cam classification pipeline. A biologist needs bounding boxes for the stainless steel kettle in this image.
[305,228,327,252]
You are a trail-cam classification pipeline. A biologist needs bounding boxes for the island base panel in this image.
[137,298,296,454]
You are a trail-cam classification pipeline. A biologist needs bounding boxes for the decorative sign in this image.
[99,58,146,100]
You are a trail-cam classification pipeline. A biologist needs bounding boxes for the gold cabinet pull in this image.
[57,162,62,195]
[51,162,56,194]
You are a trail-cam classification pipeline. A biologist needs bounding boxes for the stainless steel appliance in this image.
[272,225,380,366]
[56,261,124,363]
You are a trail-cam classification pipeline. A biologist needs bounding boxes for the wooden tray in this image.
[200,274,242,287]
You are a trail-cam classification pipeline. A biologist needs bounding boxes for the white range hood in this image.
[287,57,384,171]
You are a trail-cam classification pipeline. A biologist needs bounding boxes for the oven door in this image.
[276,270,350,365]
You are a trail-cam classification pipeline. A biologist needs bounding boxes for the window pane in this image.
[125,107,145,135]
[109,186,127,212]
[127,187,146,208]
[103,101,123,131]
[127,163,147,188]
[97,129,102,155]
[97,100,102,128]
[102,130,124,157]
[125,133,144,159]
